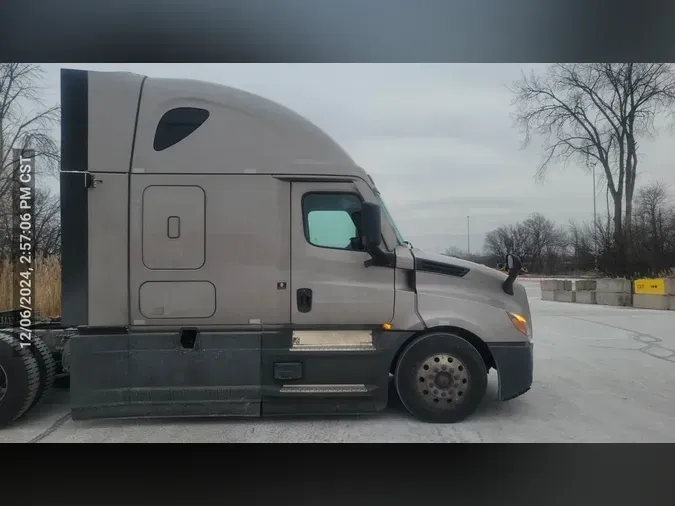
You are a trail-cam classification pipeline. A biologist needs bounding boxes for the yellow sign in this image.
[634,278,666,295]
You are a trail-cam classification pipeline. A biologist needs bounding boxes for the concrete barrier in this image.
[554,291,576,303]
[574,280,597,291]
[596,278,631,294]
[537,276,675,310]
[542,290,555,301]
[595,278,633,307]
[540,279,557,291]
[575,291,597,304]
[539,280,550,301]
[596,292,633,307]
[539,279,575,303]
[633,294,670,310]
[573,279,597,304]
[632,278,675,311]
[541,279,572,291]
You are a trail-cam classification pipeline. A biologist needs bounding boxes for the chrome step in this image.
[289,345,376,352]
[279,384,369,394]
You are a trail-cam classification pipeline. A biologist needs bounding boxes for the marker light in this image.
[507,312,528,336]
[382,323,392,330]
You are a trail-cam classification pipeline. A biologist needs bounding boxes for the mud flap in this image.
[68,330,261,420]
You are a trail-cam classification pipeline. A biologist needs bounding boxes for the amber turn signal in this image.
[507,312,528,336]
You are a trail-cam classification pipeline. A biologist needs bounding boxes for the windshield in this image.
[375,191,406,246]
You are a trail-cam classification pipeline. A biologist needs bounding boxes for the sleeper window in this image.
[302,193,364,251]
[153,107,210,151]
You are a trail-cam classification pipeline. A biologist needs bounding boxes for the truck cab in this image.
[56,68,533,424]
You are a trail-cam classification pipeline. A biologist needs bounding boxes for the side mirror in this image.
[361,202,382,249]
[502,253,522,295]
[506,253,521,273]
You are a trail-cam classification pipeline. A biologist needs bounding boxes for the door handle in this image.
[297,288,313,313]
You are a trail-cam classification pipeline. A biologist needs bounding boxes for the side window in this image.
[153,107,210,151]
[302,193,364,251]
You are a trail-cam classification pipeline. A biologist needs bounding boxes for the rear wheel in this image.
[0,332,41,427]
[27,335,56,410]
[394,332,487,423]
[0,363,6,407]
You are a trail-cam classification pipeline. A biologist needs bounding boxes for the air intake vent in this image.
[416,259,470,277]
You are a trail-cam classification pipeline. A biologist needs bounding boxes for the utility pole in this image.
[593,165,598,272]
[467,216,470,256]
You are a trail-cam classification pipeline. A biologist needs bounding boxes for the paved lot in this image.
[2,279,675,443]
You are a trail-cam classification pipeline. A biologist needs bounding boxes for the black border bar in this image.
[59,68,89,327]
[1,443,674,505]
[1,0,674,61]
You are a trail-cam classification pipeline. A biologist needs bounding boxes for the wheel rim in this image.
[415,353,469,408]
[0,364,7,403]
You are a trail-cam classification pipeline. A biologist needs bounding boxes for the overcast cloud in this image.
[39,64,675,253]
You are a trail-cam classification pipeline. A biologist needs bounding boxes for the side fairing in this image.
[61,69,146,327]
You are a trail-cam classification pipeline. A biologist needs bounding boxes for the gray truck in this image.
[0,68,533,428]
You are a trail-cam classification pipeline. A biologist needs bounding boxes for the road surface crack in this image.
[564,316,675,364]
[27,413,71,443]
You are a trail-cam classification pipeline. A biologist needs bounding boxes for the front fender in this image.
[415,294,533,402]
[416,292,528,343]
[420,314,486,339]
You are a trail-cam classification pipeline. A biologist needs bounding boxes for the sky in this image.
[37,63,675,254]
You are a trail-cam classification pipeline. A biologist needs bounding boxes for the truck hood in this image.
[412,248,508,285]
[408,248,533,337]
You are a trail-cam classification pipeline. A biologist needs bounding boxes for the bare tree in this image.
[0,63,60,262]
[479,180,675,276]
[484,224,531,260]
[522,213,567,272]
[568,220,593,269]
[32,187,61,256]
[635,180,671,234]
[510,63,675,275]
[632,180,673,274]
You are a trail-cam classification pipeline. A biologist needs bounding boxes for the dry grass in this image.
[0,256,61,318]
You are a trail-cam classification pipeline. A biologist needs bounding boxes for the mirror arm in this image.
[502,276,515,296]
[364,245,395,268]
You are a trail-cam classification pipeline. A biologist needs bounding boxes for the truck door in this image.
[290,180,395,328]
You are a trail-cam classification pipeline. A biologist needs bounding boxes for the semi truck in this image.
[0,68,533,428]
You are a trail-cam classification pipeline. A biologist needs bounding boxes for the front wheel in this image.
[394,332,487,423]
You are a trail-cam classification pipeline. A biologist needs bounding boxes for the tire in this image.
[0,332,41,427]
[3,331,55,410]
[394,332,488,423]
[27,335,56,410]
